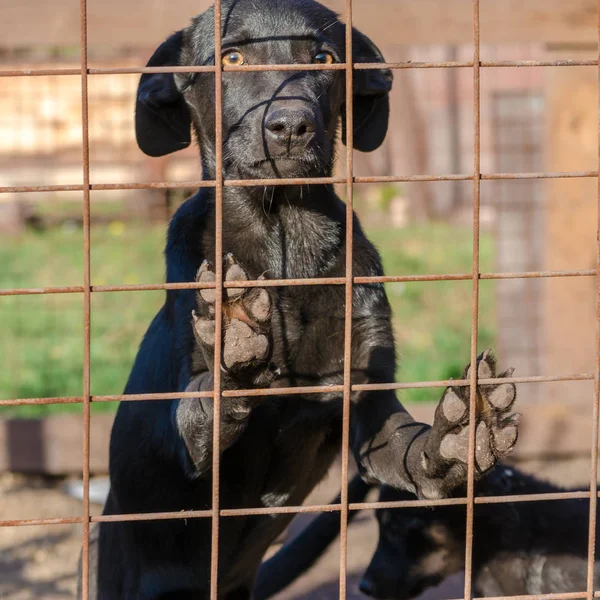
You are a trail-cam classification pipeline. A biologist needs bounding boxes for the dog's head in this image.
[135,0,393,179]
[359,486,465,600]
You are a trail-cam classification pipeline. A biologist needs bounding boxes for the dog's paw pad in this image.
[192,310,216,346]
[492,417,520,454]
[441,388,466,423]
[439,421,496,471]
[465,349,496,381]
[487,383,516,411]
[439,427,469,463]
[223,319,269,369]
[246,288,271,322]
[197,260,216,304]
[475,421,494,472]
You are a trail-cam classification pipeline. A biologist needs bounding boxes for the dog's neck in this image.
[196,143,346,278]
[218,183,344,280]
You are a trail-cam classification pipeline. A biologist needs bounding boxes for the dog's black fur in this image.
[256,468,599,600]
[92,1,519,598]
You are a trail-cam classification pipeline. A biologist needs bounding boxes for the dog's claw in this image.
[225,254,248,299]
[500,367,515,379]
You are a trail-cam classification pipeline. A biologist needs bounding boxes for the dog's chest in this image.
[266,282,347,380]
[225,208,341,281]
[217,402,341,586]
[228,397,342,501]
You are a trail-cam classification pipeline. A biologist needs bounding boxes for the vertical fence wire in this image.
[79,0,92,595]
[464,0,481,599]
[586,2,600,597]
[210,1,225,598]
[339,0,354,597]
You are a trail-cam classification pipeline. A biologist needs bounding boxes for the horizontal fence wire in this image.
[2,59,600,78]
[1,171,599,195]
[0,373,595,407]
[0,270,598,297]
[0,489,597,529]
[0,373,596,407]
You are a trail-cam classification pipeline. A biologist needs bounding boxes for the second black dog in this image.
[256,467,598,600]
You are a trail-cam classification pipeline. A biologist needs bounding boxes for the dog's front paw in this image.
[424,350,519,477]
[193,254,276,386]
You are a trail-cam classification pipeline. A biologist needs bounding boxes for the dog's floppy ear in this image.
[341,28,393,153]
[135,30,192,157]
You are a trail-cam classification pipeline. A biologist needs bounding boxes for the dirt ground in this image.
[0,455,594,600]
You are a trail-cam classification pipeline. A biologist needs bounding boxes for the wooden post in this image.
[543,47,598,403]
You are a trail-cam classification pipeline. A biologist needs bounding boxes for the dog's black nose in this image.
[265,108,316,147]
[359,577,376,597]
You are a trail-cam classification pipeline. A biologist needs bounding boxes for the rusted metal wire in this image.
[0,373,595,408]
[1,269,598,298]
[468,593,587,600]
[79,0,92,595]
[4,58,600,78]
[2,489,600,530]
[210,2,224,597]
[3,171,600,195]
[2,170,599,196]
[338,0,355,596]
[0,517,86,528]
[463,0,481,598]
[586,3,600,597]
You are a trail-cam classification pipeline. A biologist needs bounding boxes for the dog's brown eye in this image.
[313,51,334,65]
[222,51,245,66]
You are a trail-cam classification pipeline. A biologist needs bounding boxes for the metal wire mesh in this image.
[0,0,600,599]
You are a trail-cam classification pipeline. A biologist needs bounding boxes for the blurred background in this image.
[0,1,599,598]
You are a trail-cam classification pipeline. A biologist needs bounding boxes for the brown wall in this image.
[543,51,598,404]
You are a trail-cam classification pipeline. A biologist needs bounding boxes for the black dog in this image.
[91,1,520,598]
[256,467,598,600]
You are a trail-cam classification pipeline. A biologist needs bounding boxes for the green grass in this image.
[374,224,495,402]
[0,218,495,416]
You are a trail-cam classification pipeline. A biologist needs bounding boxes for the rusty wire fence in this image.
[1,0,600,599]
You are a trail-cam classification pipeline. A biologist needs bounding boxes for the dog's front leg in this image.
[175,372,258,475]
[176,255,277,476]
[352,351,519,499]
